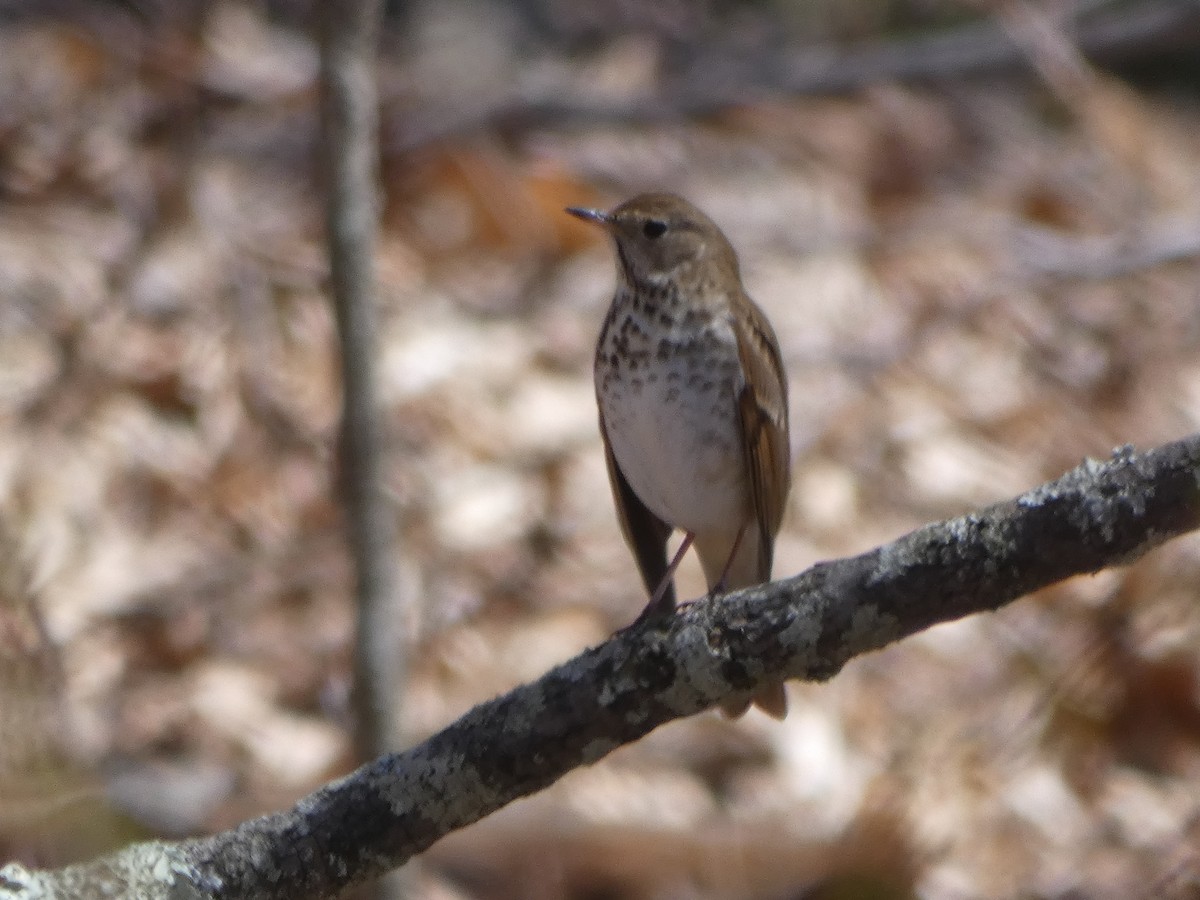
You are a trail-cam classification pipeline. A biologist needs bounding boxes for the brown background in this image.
[2,2,1200,897]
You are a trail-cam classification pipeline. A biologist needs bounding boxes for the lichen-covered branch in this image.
[4,434,1199,900]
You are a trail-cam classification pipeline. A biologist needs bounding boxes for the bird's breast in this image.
[595,293,749,535]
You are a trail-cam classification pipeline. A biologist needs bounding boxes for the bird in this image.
[566,192,792,719]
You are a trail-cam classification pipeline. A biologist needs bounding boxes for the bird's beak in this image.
[565,206,612,227]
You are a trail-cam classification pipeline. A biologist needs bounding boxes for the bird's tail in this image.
[719,682,788,719]
[695,526,788,719]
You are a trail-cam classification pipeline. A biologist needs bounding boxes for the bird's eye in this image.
[642,220,667,239]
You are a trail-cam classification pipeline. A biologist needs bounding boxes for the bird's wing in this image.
[599,412,676,616]
[732,294,792,581]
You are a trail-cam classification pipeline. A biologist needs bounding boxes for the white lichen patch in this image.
[948,513,1016,571]
[664,621,738,712]
[375,750,494,826]
[595,644,654,714]
[775,598,824,678]
[648,627,713,716]
[1017,449,1150,544]
[1018,455,1108,508]
[843,602,901,656]
[870,521,940,581]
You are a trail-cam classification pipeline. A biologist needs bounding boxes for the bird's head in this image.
[567,192,739,289]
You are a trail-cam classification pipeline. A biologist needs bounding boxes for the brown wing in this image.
[599,413,677,613]
[732,293,791,582]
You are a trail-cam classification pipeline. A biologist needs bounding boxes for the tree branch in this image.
[4,434,1200,899]
[320,0,403,765]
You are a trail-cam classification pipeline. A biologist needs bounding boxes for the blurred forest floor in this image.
[3,1,1200,898]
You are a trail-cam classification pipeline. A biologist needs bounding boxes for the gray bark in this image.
[319,0,402,764]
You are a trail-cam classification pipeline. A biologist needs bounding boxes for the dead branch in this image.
[388,0,1200,152]
[320,0,404,765]
[1013,215,1200,281]
[3,433,1200,899]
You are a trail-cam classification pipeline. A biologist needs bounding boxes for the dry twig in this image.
[388,0,1200,152]
[319,0,402,764]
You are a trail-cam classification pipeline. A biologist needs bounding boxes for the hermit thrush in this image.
[567,193,792,719]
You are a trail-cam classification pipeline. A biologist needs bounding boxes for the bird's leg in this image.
[635,531,695,623]
[710,523,748,596]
